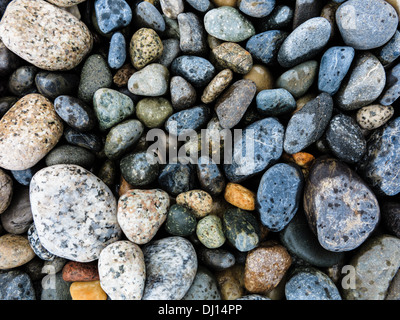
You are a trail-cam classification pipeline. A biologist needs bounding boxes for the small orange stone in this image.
[70,280,107,300]
[224,182,256,211]
[292,152,315,169]
[118,175,134,197]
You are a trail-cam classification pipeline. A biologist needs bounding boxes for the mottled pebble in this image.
[62,261,99,282]
[94,0,132,34]
[178,12,206,55]
[0,270,35,300]
[196,155,226,196]
[164,204,197,237]
[201,69,233,104]
[8,65,38,96]
[120,152,159,187]
[165,105,211,136]
[196,215,226,249]
[212,42,253,75]
[158,163,195,196]
[0,234,35,269]
[130,28,163,70]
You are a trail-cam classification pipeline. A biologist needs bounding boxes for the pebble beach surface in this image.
[0,0,400,302]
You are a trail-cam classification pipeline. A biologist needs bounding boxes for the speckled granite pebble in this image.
[129,28,163,70]
[0,168,12,214]
[212,42,253,75]
[197,215,226,249]
[176,189,213,218]
[164,204,197,237]
[201,69,233,104]
[0,270,35,300]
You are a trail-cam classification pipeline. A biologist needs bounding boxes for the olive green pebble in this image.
[196,215,226,249]
[165,204,197,236]
[135,97,174,128]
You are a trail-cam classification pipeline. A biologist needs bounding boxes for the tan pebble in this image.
[70,280,108,300]
[356,104,394,130]
[113,64,137,87]
[0,234,35,270]
[212,0,237,7]
[176,190,213,218]
[216,264,245,300]
[201,69,233,104]
[243,64,274,93]
[0,169,13,215]
[224,182,256,211]
[130,28,164,70]
[212,42,253,75]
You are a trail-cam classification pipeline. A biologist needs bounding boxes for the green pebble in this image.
[136,97,174,128]
[165,204,197,236]
[196,215,226,249]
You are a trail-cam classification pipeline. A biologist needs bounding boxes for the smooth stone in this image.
[204,7,255,42]
[196,155,226,196]
[171,55,216,88]
[224,182,256,211]
[160,0,184,19]
[0,0,92,71]
[356,104,394,130]
[201,69,233,104]
[259,5,293,31]
[158,163,195,196]
[142,236,197,300]
[54,95,96,132]
[98,240,146,300]
[244,241,292,293]
[342,235,400,300]
[0,234,35,269]
[215,79,257,129]
[304,157,380,252]
[185,0,212,12]
[242,64,274,93]
[326,114,366,163]
[0,270,35,300]
[93,88,135,131]
[78,54,113,103]
[165,105,211,136]
[292,0,324,29]
[0,40,21,77]
[62,261,99,282]
[128,63,169,96]
[29,164,121,262]
[178,12,206,55]
[0,168,12,214]
[104,120,144,160]
[285,267,341,300]
[70,280,107,300]
[45,145,96,169]
[176,189,213,218]
[94,0,132,34]
[1,187,32,235]
[0,96,18,118]
[182,266,221,300]
[27,224,55,261]
[222,208,261,252]
[379,62,400,106]
[336,0,398,50]
[164,204,197,237]
[277,17,331,68]
[283,93,333,155]
[375,30,400,66]
[239,0,275,18]
[129,28,163,70]
[41,272,72,300]
[120,152,159,187]
[35,72,80,100]
[257,163,304,232]
[246,30,288,66]
[136,98,173,129]
[108,32,126,70]
[224,117,284,183]
[256,88,296,117]
[280,212,346,268]
[0,94,63,171]
[198,247,235,271]
[336,52,386,111]
[381,202,400,238]
[196,215,226,249]
[63,127,103,153]
[212,42,253,74]
[157,38,181,68]
[170,76,197,110]
[357,116,400,196]
[318,46,355,96]
[276,60,318,98]
[8,66,38,96]
[132,1,165,33]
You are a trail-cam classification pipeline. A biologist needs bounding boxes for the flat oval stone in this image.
[285,267,342,300]
[178,12,207,55]
[215,79,257,129]
[45,144,96,169]
[0,168,12,214]
[132,1,165,33]
[170,76,197,111]
[357,116,400,196]
[165,105,211,136]
[35,72,80,100]
[120,152,159,187]
[212,42,253,75]
[204,7,255,42]
[304,157,380,252]
[94,0,132,34]
[136,97,173,128]
[129,28,163,70]
[284,93,333,155]
[224,117,285,183]
[27,223,55,261]
[117,189,169,244]
[379,62,400,106]
[183,266,221,300]
[128,63,169,96]
[0,234,35,270]
[8,65,38,96]
[29,164,122,262]
[336,52,386,111]
[239,0,275,18]
[196,155,226,196]
[0,93,63,171]
[142,236,197,300]
[356,104,394,131]
[98,240,146,300]
[164,204,197,237]
[256,88,296,117]
[257,163,304,232]
[108,32,126,70]
[277,17,331,68]
[54,95,96,132]
[158,163,195,196]
[0,270,35,300]
[318,46,355,95]
[201,69,233,104]
[336,0,398,50]
[342,235,400,300]
[0,0,92,71]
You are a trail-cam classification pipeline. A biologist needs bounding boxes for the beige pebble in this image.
[243,64,274,93]
[176,189,213,218]
[0,234,35,270]
[356,104,394,130]
[0,169,13,215]
[201,69,233,104]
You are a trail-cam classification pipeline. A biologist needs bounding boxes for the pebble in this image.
[62,261,99,282]
[35,72,80,100]
[256,88,296,117]
[98,240,146,300]
[8,66,38,96]
[201,69,233,104]
[244,241,292,293]
[0,0,93,71]
[260,4,293,31]
[381,202,400,238]
[0,233,35,269]
[183,266,221,300]
[128,63,170,96]
[342,235,400,300]
[29,164,121,262]
[198,247,235,271]
[45,145,96,169]
[212,42,253,75]
[120,152,159,187]
[375,30,400,66]
[285,267,342,300]
[196,215,226,249]
[165,105,211,136]
[113,63,136,88]
[204,7,255,42]
[243,64,274,93]
[379,62,400,106]
[224,182,256,211]
[133,1,165,33]
[185,0,212,12]
[178,12,207,55]
[93,88,135,131]
[130,28,163,70]
[336,52,386,111]
[158,163,195,196]
[164,204,197,237]
[304,157,380,252]
[63,127,103,153]
[215,264,245,300]
[256,163,304,232]
[318,46,355,96]
[70,280,107,300]
[292,0,323,29]
[0,168,12,214]
[117,189,169,244]
[94,0,132,34]
[336,0,398,50]
[358,116,400,196]
[160,0,184,19]
[196,155,226,196]
[108,32,127,70]
[0,94,64,171]
[170,76,197,110]
[142,236,197,300]
[0,40,21,77]
[41,272,72,300]
[239,0,275,18]
[0,270,36,300]
[176,189,213,218]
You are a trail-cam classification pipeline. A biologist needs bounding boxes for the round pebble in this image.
[196,215,226,249]
[0,233,35,270]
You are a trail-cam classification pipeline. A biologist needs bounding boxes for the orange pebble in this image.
[70,281,107,300]
[292,152,315,169]
[224,182,256,211]
[118,175,133,197]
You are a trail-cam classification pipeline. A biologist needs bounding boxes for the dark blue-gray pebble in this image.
[133,1,165,33]
[108,32,126,69]
[196,155,226,196]
[246,30,288,65]
[165,105,211,137]
[375,30,400,66]
[35,72,79,99]
[0,270,36,300]
[379,62,400,106]
[94,0,132,34]
[64,127,103,153]
[256,88,296,116]
[158,163,195,196]
[11,164,41,186]
[239,0,275,18]
[8,65,38,96]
